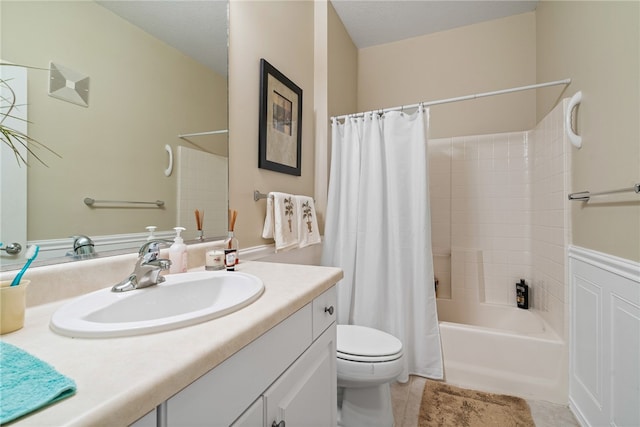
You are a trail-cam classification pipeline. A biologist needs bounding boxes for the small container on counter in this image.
[205,250,225,271]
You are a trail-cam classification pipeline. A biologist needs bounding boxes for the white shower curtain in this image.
[322,106,443,381]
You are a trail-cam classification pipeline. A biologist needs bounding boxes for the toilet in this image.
[337,324,404,427]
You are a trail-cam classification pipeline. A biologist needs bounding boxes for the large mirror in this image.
[0,0,229,270]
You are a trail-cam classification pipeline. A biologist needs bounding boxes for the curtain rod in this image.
[330,78,571,121]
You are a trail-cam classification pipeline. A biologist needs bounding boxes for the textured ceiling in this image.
[331,0,539,48]
[96,1,538,76]
[97,0,228,77]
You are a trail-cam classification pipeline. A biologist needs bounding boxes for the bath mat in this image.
[419,380,535,427]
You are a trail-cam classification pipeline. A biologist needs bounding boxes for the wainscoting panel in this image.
[610,293,640,427]
[568,246,640,427]
[572,275,602,406]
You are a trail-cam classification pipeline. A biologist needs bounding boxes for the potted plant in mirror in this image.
[0,63,61,166]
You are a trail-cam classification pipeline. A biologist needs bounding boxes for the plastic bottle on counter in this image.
[169,226,188,273]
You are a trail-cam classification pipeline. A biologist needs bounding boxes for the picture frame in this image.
[258,58,303,176]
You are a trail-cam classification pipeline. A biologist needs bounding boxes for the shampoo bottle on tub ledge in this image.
[516,279,529,309]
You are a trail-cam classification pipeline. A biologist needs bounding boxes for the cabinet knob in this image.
[324,306,334,315]
[272,421,285,427]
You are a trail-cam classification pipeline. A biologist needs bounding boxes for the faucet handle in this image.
[156,259,171,270]
[139,240,162,260]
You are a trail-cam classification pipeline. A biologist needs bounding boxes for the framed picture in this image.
[259,59,303,176]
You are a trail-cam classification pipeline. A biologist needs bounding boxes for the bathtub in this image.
[437,298,567,404]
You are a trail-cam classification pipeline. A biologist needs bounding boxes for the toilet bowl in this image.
[337,325,404,427]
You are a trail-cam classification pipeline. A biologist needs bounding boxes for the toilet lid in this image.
[337,325,403,360]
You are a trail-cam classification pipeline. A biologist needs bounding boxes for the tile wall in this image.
[530,100,571,338]
[177,146,229,240]
[429,101,570,337]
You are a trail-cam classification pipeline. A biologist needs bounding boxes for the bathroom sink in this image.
[50,271,264,338]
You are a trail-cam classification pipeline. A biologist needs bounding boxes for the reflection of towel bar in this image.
[84,197,165,207]
[568,183,640,201]
[178,130,228,139]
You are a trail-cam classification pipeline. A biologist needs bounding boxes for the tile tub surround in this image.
[428,100,570,338]
[0,260,342,426]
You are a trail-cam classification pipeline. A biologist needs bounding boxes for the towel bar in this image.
[254,190,315,203]
[254,190,269,201]
[568,183,640,201]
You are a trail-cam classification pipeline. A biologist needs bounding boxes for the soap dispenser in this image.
[169,226,187,273]
[146,226,157,241]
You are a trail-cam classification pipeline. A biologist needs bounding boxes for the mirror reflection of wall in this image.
[1,1,228,267]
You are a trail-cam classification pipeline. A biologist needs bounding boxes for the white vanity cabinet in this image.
[136,286,337,427]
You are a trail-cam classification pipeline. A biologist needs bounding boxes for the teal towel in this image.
[0,341,76,424]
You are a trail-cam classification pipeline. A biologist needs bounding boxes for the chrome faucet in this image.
[111,240,171,292]
[67,235,97,259]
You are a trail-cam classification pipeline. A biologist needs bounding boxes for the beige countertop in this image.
[1,261,342,426]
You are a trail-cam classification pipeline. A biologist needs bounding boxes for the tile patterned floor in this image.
[390,376,581,427]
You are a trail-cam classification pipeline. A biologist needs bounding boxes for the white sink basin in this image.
[50,271,264,338]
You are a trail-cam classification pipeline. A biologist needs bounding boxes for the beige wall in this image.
[321,1,358,231]
[313,1,329,232]
[328,3,358,120]
[357,12,538,139]
[346,4,640,262]
[2,1,227,240]
[228,0,315,249]
[227,0,355,247]
[228,7,538,248]
[537,1,640,262]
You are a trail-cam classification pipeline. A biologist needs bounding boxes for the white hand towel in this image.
[263,192,299,252]
[295,195,321,248]
[261,195,274,239]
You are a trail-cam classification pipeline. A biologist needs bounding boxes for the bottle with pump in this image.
[169,226,188,273]
[145,226,157,241]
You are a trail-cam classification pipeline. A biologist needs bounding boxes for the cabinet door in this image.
[231,396,264,427]
[167,305,312,426]
[129,409,156,427]
[265,324,336,427]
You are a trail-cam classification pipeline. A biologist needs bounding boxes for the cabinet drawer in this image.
[312,286,337,340]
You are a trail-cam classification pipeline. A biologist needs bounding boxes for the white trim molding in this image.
[568,245,640,283]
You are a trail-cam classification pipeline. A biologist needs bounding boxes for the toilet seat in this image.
[336,325,404,427]
[337,325,403,363]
